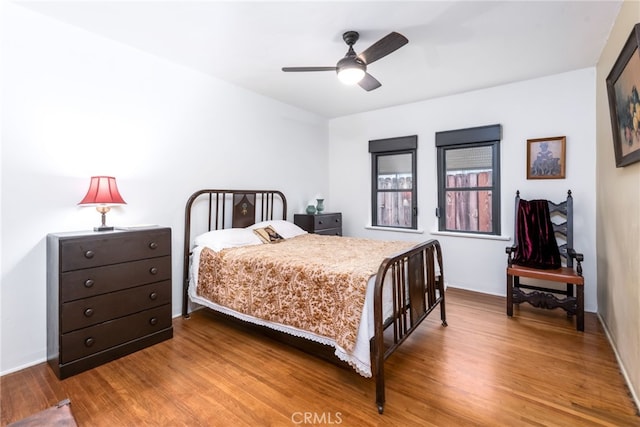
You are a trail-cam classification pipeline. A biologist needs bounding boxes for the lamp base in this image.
[94,225,114,232]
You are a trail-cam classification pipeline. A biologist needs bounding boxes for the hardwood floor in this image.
[1,288,638,426]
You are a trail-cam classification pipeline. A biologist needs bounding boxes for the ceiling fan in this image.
[282,31,408,91]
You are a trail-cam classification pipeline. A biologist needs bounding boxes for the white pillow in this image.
[247,220,307,239]
[194,228,262,251]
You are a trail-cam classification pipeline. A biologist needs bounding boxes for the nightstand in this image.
[294,212,342,236]
[46,227,173,379]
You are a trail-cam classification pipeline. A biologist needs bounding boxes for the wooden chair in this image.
[506,190,585,331]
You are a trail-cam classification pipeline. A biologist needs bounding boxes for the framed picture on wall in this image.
[606,23,640,168]
[526,136,566,179]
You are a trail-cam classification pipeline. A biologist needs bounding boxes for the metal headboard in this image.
[182,189,287,316]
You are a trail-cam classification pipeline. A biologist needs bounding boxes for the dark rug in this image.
[7,399,77,427]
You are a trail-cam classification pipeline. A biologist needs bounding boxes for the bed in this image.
[182,189,447,413]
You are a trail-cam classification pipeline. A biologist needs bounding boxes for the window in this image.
[436,125,501,235]
[369,135,417,229]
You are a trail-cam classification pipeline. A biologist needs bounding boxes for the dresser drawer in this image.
[60,304,172,363]
[60,280,171,333]
[59,228,171,271]
[48,227,173,379]
[60,255,171,302]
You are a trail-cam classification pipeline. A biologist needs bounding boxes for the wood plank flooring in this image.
[2,288,638,426]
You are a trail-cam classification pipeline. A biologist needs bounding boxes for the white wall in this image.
[0,1,606,380]
[329,69,597,311]
[595,0,640,407]
[0,3,329,374]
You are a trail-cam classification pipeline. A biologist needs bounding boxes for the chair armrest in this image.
[566,248,584,275]
[566,248,584,261]
[506,245,517,267]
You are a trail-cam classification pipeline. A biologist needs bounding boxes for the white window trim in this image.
[365,225,425,234]
[430,229,511,241]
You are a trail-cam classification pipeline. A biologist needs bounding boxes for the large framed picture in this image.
[527,136,566,179]
[606,23,640,168]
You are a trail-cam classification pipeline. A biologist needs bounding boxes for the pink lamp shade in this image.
[78,176,126,206]
[79,176,126,231]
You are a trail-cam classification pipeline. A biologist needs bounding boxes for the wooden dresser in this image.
[293,212,342,236]
[46,227,173,379]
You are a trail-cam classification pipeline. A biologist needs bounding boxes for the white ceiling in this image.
[17,0,622,118]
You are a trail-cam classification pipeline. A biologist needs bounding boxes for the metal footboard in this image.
[371,239,447,414]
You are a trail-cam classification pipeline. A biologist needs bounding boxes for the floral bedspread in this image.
[197,234,413,352]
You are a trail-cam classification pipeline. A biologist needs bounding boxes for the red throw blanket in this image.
[513,199,561,269]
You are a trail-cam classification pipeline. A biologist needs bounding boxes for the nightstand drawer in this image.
[60,255,171,302]
[294,213,342,235]
[60,280,171,333]
[59,228,171,271]
[314,228,342,236]
[60,304,172,363]
[313,213,341,231]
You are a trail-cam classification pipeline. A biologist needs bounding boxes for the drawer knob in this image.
[149,242,158,250]
[149,267,158,275]
[84,250,95,259]
[149,317,158,326]
[84,337,95,347]
[149,292,158,300]
[84,279,95,288]
[84,308,94,317]
[318,220,323,225]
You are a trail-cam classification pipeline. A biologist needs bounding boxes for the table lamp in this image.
[78,176,126,231]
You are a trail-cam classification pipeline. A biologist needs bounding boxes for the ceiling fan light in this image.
[336,56,366,85]
[337,67,365,85]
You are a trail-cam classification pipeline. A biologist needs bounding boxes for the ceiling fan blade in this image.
[358,32,408,65]
[358,73,381,91]
[282,66,337,72]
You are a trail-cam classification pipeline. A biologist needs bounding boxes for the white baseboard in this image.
[597,312,640,413]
